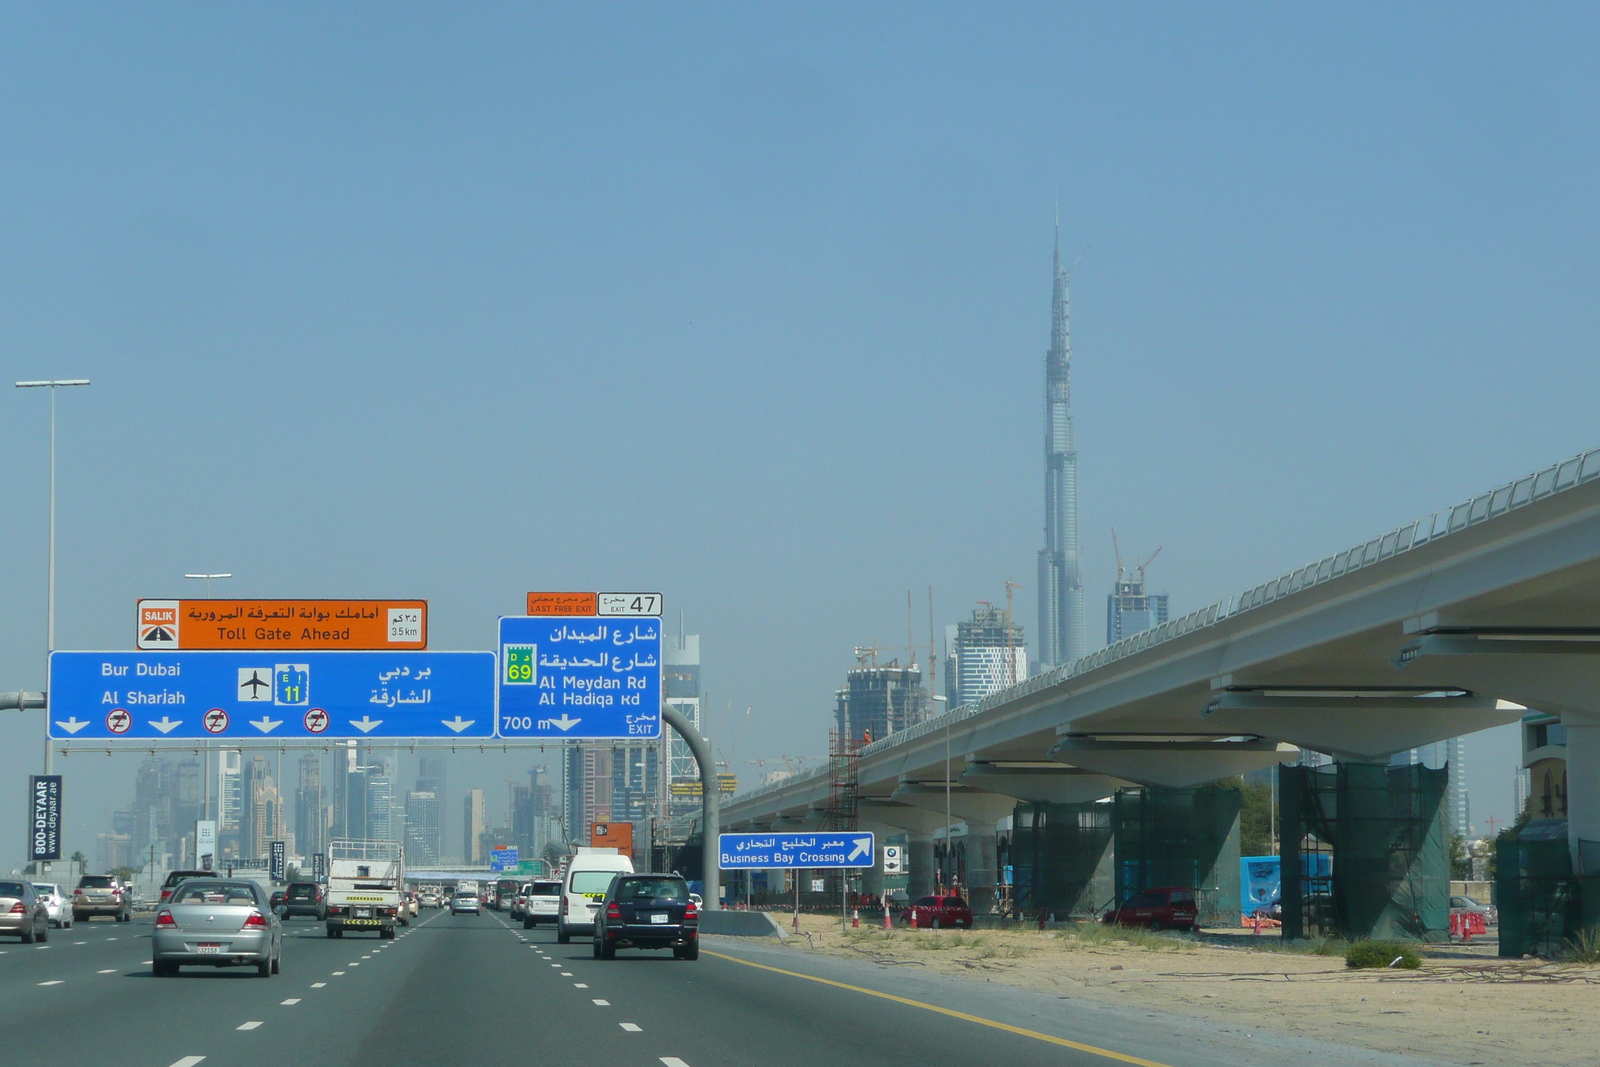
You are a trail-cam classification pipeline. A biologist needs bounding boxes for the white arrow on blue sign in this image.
[47,651,496,740]
[717,832,876,870]
[496,616,662,740]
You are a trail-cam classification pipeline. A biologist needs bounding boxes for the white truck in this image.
[325,839,405,940]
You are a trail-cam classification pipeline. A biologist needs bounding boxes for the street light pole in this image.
[184,572,233,824]
[15,379,90,781]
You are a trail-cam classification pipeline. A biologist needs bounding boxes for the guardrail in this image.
[732,446,1600,808]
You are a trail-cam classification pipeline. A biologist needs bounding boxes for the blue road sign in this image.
[490,847,519,872]
[48,650,496,740]
[718,832,876,870]
[497,616,661,740]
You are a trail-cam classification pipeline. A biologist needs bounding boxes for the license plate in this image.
[196,943,221,954]
[355,908,372,918]
[650,913,668,924]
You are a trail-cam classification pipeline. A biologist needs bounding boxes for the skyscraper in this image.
[462,788,486,864]
[1037,221,1085,671]
[294,753,325,860]
[946,604,1028,707]
[1106,569,1169,645]
[404,790,441,865]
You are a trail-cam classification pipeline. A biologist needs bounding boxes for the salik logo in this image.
[137,600,180,649]
[274,664,310,706]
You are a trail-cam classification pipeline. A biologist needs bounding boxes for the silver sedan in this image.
[152,879,281,977]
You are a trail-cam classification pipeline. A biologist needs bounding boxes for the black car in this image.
[281,881,327,920]
[593,873,698,960]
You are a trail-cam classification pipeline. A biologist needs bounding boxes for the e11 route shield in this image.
[718,832,876,869]
[48,650,496,740]
[497,616,661,739]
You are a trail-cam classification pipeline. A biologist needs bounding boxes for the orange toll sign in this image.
[136,599,427,650]
[526,592,598,616]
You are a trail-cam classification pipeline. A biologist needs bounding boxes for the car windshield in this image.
[33,884,58,895]
[79,875,113,888]
[570,871,618,895]
[0,881,27,897]
[944,897,968,908]
[617,877,688,902]
[531,883,561,895]
[163,871,206,887]
[173,882,259,906]
[1129,891,1166,907]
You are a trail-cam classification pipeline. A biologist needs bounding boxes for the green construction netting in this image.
[1495,819,1600,958]
[1112,784,1242,926]
[1279,762,1449,942]
[1009,800,1114,919]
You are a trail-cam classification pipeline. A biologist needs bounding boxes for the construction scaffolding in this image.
[1279,762,1449,941]
[1113,784,1242,926]
[1009,800,1114,919]
[1496,818,1600,957]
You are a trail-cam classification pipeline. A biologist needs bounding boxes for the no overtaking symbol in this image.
[304,707,329,734]
[105,708,132,734]
[204,707,230,734]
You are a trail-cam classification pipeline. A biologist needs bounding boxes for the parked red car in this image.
[1101,886,1199,931]
[900,894,973,929]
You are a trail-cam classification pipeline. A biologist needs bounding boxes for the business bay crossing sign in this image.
[717,832,877,870]
[497,616,662,740]
[48,650,495,740]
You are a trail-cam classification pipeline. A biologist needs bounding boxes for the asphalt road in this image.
[0,909,1444,1067]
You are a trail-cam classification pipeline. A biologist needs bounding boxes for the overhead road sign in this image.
[48,650,494,740]
[137,599,427,650]
[497,615,662,739]
[526,592,662,617]
[718,832,876,870]
[490,846,519,872]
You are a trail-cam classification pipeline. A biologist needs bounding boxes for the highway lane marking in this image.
[592,999,609,1006]
[167,1058,205,1067]
[620,1023,642,1032]
[704,951,1180,1067]
[561,971,573,976]
[37,980,63,986]
[280,998,301,1005]
[237,1021,263,1031]
[332,971,345,975]
[312,982,326,988]
[660,1058,691,1066]
[98,968,116,973]
[74,941,86,944]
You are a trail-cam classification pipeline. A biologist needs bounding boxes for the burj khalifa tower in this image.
[1037,224,1084,670]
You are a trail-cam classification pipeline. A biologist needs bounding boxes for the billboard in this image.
[196,820,217,871]
[28,775,62,861]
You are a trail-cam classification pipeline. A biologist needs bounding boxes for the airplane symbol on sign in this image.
[239,670,271,699]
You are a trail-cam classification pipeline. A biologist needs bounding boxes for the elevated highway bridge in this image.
[725,446,1600,882]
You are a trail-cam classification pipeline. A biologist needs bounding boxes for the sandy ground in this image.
[764,913,1599,1066]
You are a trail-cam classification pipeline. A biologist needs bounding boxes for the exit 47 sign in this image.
[497,616,661,739]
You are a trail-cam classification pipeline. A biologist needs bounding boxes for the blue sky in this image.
[5,3,1598,859]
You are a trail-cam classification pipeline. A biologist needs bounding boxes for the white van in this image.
[555,847,634,943]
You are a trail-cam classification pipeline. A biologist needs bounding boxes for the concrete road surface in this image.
[0,910,1460,1067]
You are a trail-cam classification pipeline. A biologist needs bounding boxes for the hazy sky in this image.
[6,4,1597,862]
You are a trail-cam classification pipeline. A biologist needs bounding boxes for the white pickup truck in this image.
[325,839,404,940]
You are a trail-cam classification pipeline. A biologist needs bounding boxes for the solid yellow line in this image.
[704,949,1177,1067]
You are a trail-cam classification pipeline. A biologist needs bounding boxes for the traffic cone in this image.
[883,907,893,930]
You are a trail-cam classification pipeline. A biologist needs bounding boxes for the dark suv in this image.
[73,874,131,923]
[592,873,698,960]
[281,882,327,920]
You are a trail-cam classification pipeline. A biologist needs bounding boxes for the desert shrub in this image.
[1345,940,1421,969]
[1563,926,1600,964]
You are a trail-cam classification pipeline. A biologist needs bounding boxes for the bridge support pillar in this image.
[1565,720,1600,873]
[907,833,936,899]
[967,830,999,913]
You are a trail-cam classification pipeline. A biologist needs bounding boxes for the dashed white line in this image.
[97,968,116,974]
[574,983,588,988]
[167,1058,205,1067]
[311,982,326,988]
[74,941,86,945]
[280,998,301,1005]
[621,1022,642,1032]
[237,1021,263,1031]
[37,980,63,986]
[659,1059,691,1067]
[332,970,345,975]
[592,998,609,1006]
[106,937,118,941]
[561,971,573,976]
